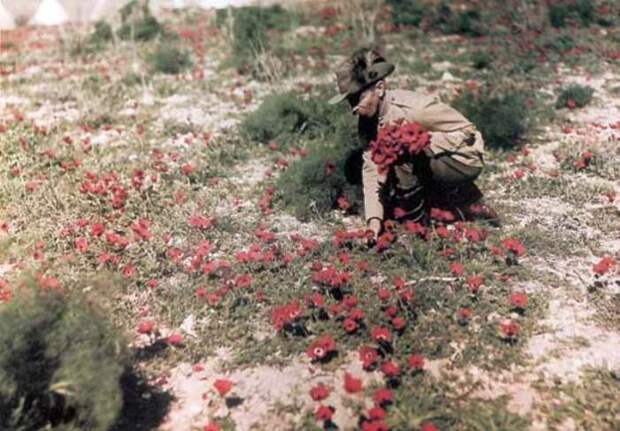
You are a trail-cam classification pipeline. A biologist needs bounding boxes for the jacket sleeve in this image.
[362,149,386,222]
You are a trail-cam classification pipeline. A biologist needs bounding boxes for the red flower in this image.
[368,406,386,420]
[315,405,335,421]
[122,264,136,279]
[362,420,390,431]
[501,238,526,256]
[91,223,105,237]
[343,318,358,334]
[457,307,473,324]
[420,422,440,431]
[449,262,465,276]
[203,423,221,431]
[189,214,216,230]
[75,237,88,253]
[309,383,331,401]
[499,320,520,339]
[337,196,351,210]
[372,387,393,405]
[392,316,407,330]
[137,320,156,334]
[377,287,391,302]
[593,256,616,275]
[344,372,363,393]
[380,360,401,377]
[307,334,337,361]
[214,378,233,396]
[407,354,425,371]
[509,292,529,309]
[166,332,184,346]
[430,208,455,222]
[371,326,392,344]
[466,275,483,293]
[359,346,379,370]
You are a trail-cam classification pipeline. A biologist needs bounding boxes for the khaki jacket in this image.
[362,89,485,223]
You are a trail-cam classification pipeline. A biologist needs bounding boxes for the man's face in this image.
[350,84,382,118]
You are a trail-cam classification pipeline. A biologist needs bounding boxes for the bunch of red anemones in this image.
[306,334,337,361]
[370,121,431,175]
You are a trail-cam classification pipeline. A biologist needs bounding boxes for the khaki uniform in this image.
[362,89,485,223]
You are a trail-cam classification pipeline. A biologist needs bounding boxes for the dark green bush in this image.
[548,0,595,28]
[0,288,128,430]
[117,0,163,42]
[471,50,492,69]
[221,5,294,72]
[453,89,531,150]
[276,143,362,221]
[240,92,352,147]
[148,43,192,75]
[434,3,486,37]
[555,84,594,109]
[89,20,113,46]
[387,0,425,27]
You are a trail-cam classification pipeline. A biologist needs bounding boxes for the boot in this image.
[459,200,501,227]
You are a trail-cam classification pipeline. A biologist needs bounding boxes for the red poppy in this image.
[166,332,184,346]
[315,405,335,421]
[466,275,483,293]
[457,307,473,324]
[137,320,156,334]
[307,334,337,361]
[372,387,393,405]
[392,316,407,330]
[380,360,401,377]
[509,292,529,309]
[371,326,392,344]
[501,238,526,256]
[407,354,425,371]
[368,406,386,421]
[593,256,616,275]
[499,320,520,339]
[75,237,88,253]
[343,318,358,334]
[449,262,465,276]
[359,345,379,370]
[420,422,439,431]
[309,383,331,401]
[344,372,363,393]
[213,378,233,396]
[203,423,221,431]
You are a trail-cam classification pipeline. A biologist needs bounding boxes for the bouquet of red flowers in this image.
[369,121,431,174]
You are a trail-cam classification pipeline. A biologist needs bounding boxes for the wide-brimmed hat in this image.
[329,48,395,105]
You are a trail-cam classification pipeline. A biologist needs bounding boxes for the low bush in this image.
[88,20,114,46]
[240,92,352,147]
[387,0,425,27]
[555,84,594,109]
[148,43,192,75]
[117,0,163,42]
[434,3,486,37]
[220,5,294,73]
[548,0,595,28]
[453,89,532,150]
[276,143,362,221]
[471,50,492,69]
[0,287,129,430]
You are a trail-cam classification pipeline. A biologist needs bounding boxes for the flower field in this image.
[0,1,619,430]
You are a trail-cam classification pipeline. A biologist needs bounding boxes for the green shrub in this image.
[89,20,113,46]
[148,43,192,75]
[387,0,425,27]
[555,84,594,109]
[276,143,362,221]
[223,5,294,72]
[453,89,531,150]
[471,50,492,69]
[434,3,486,37]
[0,288,128,430]
[240,92,352,147]
[117,0,163,42]
[548,0,595,28]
